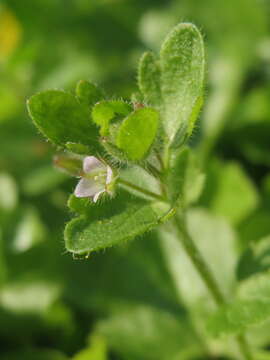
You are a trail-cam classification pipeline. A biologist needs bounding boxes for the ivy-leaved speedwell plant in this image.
[27,23,255,359]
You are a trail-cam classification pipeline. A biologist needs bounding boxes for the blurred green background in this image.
[1,0,270,359]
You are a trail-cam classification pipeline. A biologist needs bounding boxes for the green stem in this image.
[145,162,163,180]
[173,213,253,360]
[173,214,224,306]
[118,178,167,203]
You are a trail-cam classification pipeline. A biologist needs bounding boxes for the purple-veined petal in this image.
[83,156,105,174]
[74,177,104,198]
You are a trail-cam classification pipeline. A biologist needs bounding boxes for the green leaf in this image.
[116,107,159,161]
[22,165,67,196]
[92,100,132,136]
[0,172,17,211]
[201,160,259,225]
[1,349,68,360]
[237,236,270,281]
[0,280,60,314]
[96,305,203,360]
[76,80,104,108]
[167,148,205,207]
[160,23,205,145]
[65,142,92,155]
[160,208,237,306]
[65,192,168,254]
[207,271,270,337]
[207,299,270,338]
[72,335,107,360]
[138,51,161,107]
[12,207,46,253]
[27,90,100,149]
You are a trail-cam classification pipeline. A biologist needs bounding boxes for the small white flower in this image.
[74,156,113,202]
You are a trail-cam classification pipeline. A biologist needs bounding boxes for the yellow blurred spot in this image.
[0,7,21,59]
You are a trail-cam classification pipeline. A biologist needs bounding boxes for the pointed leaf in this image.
[116,107,159,161]
[160,23,205,144]
[27,90,100,149]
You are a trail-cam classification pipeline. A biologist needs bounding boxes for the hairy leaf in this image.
[27,90,100,149]
[65,192,168,254]
[76,80,104,108]
[138,52,161,107]
[92,100,132,136]
[160,23,205,145]
[116,107,159,161]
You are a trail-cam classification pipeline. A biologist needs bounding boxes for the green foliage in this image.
[2,0,270,358]
[207,271,270,337]
[139,23,205,147]
[237,236,270,281]
[27,90,100,150]
[72,335,107,360]
[167,147,205,207]
[76,80,104,108]
[65,192,169,255]
[116,107,159,160]
[92,100,132,136]
[138,52,161,107]
[160,23,205,145]
[96,305,203,360]
[200,160,259,225]
[1,349,68,360]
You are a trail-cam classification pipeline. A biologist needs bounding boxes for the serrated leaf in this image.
[138,51,161,107]
[207,271,270,337]
[76,80,104,108]
[116,107,159,161]
[27,90,100,149]
[160,23,205,144]
[92,100,132,136]
[65,192,166,254]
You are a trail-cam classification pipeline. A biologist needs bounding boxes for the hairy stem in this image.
[173,213,253,360]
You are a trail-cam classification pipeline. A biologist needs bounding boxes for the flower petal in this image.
[83,156,105,174]
[93,190,105,203]
[74,178,104,198]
